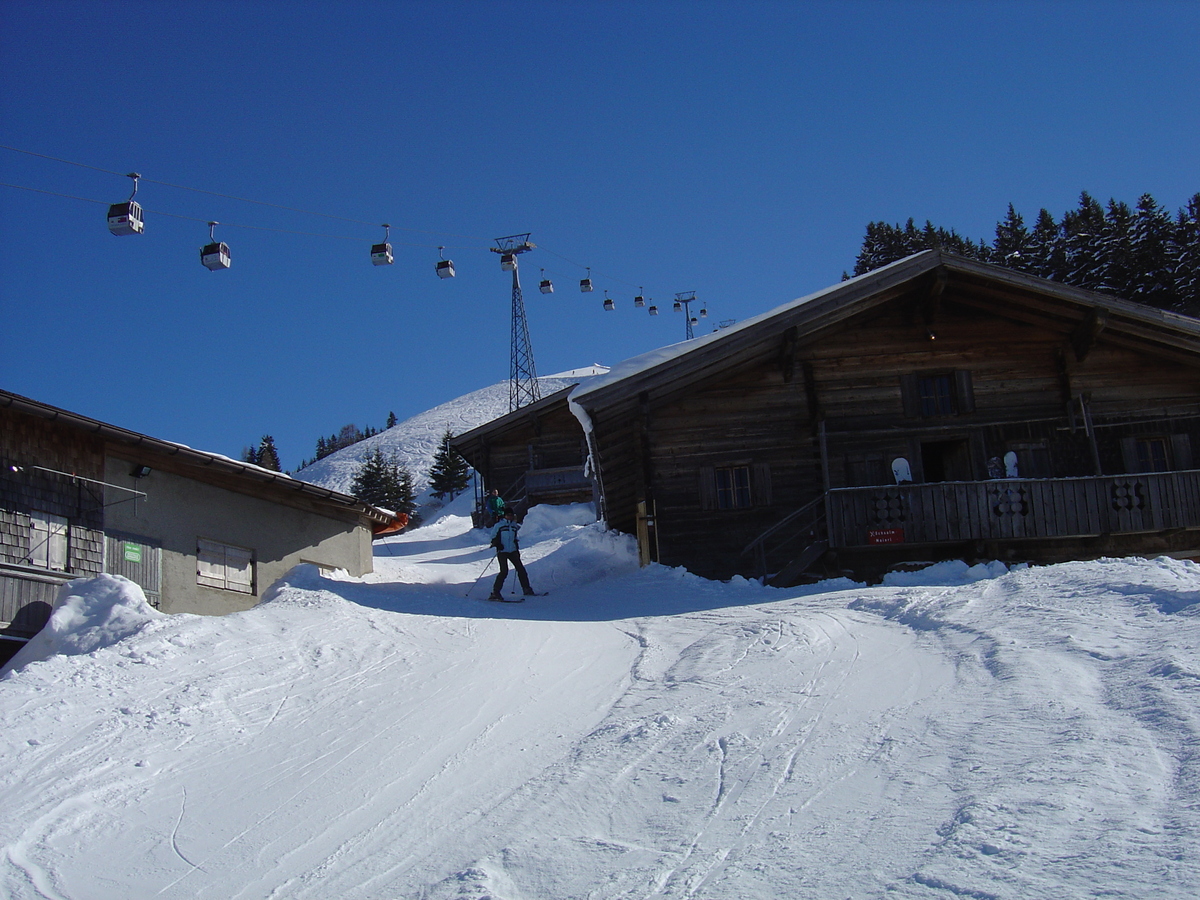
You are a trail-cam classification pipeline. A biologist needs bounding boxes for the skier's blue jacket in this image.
[490,519,520,554]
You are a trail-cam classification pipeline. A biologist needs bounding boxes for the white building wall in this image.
[103,458,373,616]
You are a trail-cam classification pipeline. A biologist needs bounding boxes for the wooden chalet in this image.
[458,251,1200,583]
[451,387,595,524]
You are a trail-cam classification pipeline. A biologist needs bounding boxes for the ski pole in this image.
[465,557,494,597]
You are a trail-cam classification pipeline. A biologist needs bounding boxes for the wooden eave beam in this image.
[1071,307,1109,363]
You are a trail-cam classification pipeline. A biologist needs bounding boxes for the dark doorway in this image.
[921,439,972,482]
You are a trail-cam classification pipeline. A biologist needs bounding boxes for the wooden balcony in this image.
[826,470,1200,549]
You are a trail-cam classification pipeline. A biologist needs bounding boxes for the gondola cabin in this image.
[580,277,594,292]
[648,304,659,315]
[500,252,517,272]
[540,279,554,293]
[635,295,646,307]
[107,201,144,236]
[603,296,615,311]
[436,258,455,279]
[371,242,394,266]
[200,241,231,271]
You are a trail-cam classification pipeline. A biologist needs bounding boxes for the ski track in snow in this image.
[1,499,1198,900]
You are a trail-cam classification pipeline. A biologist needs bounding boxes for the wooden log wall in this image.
[588,287,1200,580]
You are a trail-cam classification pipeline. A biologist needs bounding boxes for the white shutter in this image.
[197,539,228,588]
[30,511,68,571]
[225,545,254,593]
[197,539,254,594]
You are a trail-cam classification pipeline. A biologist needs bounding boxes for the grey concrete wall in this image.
[103,459,373,616]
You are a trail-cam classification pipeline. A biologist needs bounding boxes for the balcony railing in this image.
[826,470,1200,548]
[525,466,591,494]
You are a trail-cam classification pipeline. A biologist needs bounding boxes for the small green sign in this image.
[123,542,142,563]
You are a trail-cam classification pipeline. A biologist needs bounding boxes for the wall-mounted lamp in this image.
[130,464,152,478]
[8,465,23,474]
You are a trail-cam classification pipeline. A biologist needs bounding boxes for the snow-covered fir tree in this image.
[853,191,1198,316]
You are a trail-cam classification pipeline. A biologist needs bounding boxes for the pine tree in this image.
[257,435,281,472]
[350,448,416,515]
[428,429,470,499]
[386,411,398,429]
[1129,193,1175,308]
[1171,193,1200,316]
[1096,198,1134,296]
[851,191,1199,317]
[350,448,395,509]
[1026,208,1065,280]
[993,203,1032,271]
[1062,192,1107,290]
[395,462,416,516]
[241,445,259,465]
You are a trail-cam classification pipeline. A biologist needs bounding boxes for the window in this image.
[715,465,752,509]
[1135,438,1170,473]
[197,538,254,594]
[699,463,770,510]
[901,370,975,418]
[29,511,68,570]
[918,375,955,417]
[1120,435,1191,474]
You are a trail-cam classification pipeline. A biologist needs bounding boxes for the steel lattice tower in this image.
[675,291,699,340]
[492,234,540,412]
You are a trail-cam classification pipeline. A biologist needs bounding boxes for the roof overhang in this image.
[569,250,1200,414]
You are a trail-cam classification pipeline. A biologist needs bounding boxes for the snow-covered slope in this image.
[293,367,608,496]
[2,499,1199,899]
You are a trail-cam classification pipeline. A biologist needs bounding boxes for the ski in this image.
[486,595,524,603]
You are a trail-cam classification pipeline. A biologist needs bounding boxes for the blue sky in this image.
[2,0,1197,471]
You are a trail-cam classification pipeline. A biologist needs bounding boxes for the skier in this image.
[488,508,537,600]
[484,489,506,526]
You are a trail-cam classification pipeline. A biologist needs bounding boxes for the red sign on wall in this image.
[868,528,905,545]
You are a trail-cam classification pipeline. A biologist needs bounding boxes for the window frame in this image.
[699,463,772,510]
[900,370,975,419]
[197,538,255,594]
[29,510,69,571]
[714,465,753,510]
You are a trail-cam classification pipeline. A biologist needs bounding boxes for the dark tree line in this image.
[852,192,1200,317]
[294,411,401,470]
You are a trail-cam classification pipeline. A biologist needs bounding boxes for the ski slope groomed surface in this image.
[3,496,1199,899]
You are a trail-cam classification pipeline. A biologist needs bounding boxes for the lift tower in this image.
[492,234,540,412]
[675,291,699,340]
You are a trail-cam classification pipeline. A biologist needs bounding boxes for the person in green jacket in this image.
[484,489,506,525]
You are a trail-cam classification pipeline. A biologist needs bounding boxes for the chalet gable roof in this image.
[570,250,1200,412]
[450,386,576,456]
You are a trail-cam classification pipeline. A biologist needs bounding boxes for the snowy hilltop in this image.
[2,493,1199,899]
[293,366,608,496]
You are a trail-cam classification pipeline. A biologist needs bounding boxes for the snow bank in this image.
[881,558,1019,586]
[3,574,164,672]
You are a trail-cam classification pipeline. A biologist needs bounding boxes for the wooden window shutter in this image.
[1171,434,1193,470]
[752,463,773,506]
[698,467,717,510]
[1119,437,1139,473]
[899,374,920,418]
[954,369,975,414]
